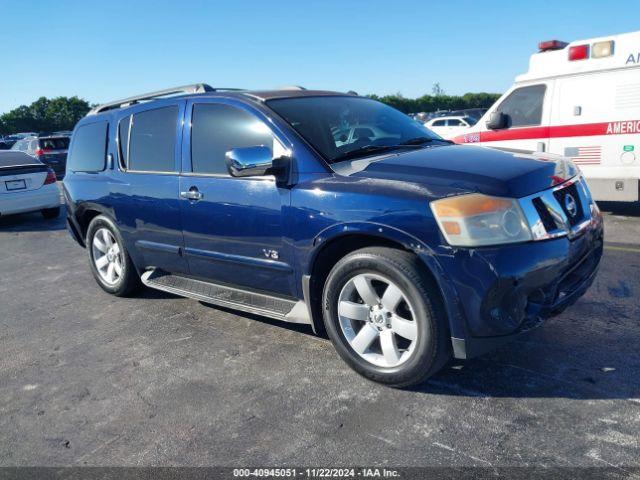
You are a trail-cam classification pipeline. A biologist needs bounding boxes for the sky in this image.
[0,0,638,113]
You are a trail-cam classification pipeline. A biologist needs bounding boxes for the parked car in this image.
[424,115,475,139]
[0,151,60,219]
[63,84,603,387]
[11,134,70,179]
[448,108,487,123]
[1,135,21,149]
[15,132,38,139]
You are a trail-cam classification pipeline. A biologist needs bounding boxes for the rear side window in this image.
[128,106,178,172]
[431,120,446,127]
[67,122,108,173]
[496,84,546,127]
[191,103,275,175]
[39,137,70,150]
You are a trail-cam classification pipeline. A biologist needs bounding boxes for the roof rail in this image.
[274,85,307,91]
[88,83,240,115]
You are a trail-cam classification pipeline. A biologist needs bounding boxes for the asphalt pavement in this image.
[0,200,639,471]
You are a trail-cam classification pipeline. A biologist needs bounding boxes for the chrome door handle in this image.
[180,188,203,201]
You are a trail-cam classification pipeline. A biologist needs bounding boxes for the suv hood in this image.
[333,144,579,198]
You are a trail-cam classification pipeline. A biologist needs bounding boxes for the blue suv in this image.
[63,84,603,387]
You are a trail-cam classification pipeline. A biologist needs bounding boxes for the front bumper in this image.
[426,181,604,359]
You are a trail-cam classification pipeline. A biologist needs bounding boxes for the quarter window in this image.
[191,103,276,175]
[495,84,546,127]
[118,115,131,168]
[128,106,178,172]
[67,122,108,173]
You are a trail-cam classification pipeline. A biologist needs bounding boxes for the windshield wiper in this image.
[398,136,435,146]
[331,137,442,163]
[331,145,403,163]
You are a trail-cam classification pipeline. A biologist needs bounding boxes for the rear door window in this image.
[67,122,108,172]
[128,106,178,172]
[496,84,546,127]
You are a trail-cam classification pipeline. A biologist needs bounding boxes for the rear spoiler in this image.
[0,163,49,177]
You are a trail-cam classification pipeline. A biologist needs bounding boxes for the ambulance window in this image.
[496,84,546,127]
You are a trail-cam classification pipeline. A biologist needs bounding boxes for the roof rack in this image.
[273,85,307,91]
[87,83,242,115]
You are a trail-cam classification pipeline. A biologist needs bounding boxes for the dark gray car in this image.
[11,135,70,179]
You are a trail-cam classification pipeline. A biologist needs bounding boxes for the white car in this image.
[0,151,60,219]
[424,116,474,139]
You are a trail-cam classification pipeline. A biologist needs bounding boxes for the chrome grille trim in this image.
[518,175,597,241]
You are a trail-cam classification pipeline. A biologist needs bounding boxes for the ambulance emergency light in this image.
[537,39,614,61]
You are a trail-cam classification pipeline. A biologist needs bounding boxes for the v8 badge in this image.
[262,249,279,260]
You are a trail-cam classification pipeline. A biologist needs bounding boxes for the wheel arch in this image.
[74,203,115,245]
[304,223,447,336]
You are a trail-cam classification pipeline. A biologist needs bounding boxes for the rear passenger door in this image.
[115,101,189,275]
[179,99,293,296]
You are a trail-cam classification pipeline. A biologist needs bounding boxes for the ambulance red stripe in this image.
[452,119,640,144]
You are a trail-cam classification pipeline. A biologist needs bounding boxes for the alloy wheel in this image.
[91,228,123,286]
[337,273,418,368]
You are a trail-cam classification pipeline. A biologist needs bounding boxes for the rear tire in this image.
[41,207,60,219]
[86,215,140,297]
[322,247,451,387]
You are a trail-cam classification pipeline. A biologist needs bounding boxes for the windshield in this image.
[267,96,443,163]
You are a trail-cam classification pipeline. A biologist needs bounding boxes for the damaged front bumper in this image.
[427,177,604,359]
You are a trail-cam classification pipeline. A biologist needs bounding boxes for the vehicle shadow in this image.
[198,301,640,399]
[414,327,640,400]
[0,208,66,232]
[198,301,318,337]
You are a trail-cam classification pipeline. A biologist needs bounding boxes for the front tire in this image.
[86,215,140,296]
[322,247,450,387]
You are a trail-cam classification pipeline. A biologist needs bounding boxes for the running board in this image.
[141,269,311,325]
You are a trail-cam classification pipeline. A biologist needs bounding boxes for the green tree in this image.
[368,91,501,114]
[0,96,91,135]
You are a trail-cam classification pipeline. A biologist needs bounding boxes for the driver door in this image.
[179,99,295,296]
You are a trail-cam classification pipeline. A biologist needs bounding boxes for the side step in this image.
[141,269,311,325]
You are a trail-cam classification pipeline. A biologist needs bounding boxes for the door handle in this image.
[180,187,203,201]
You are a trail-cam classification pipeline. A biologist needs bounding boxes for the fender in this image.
[64,191,116,248]
[311,221,434,258]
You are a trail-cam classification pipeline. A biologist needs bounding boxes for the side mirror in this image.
[225,146,274,177]
[486,111,508,130]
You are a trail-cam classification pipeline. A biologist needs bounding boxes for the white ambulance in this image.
[452,31,640,202]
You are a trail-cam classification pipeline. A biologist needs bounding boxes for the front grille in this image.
[518,176,595,242]
[553,182,584,227]
[532,197,558,232]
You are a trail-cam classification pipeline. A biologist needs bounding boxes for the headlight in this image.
[430,193,532,247]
